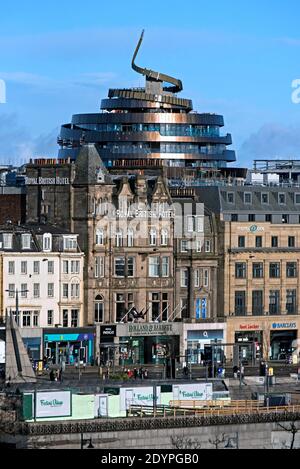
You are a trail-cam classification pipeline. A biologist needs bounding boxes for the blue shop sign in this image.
[272,323,297,330]
[44,333,94,342]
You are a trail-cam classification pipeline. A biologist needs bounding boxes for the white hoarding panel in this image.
[35,391,71,418]
[120,387,161,411]
[173,383,213,401]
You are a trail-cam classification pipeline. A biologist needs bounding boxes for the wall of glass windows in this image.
[77,123,220,137]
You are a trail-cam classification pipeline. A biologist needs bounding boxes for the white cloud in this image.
[238,123,300,166]
[0,113,58,165]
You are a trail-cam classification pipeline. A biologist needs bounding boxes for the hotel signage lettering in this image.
[25,177,70,186]
[128,324,173,336]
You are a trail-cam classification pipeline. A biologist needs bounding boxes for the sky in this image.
[0,0,300,167]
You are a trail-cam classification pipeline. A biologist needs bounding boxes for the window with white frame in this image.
[48,283,54,298]
[96,229,104,246]
[71,283,80,299]
[161,229,168,246]
[181,269,189,287]
[63,284,69,299]
[22,311,31,327]
[63,260,69,274]
[64,236,77,250]
[21,234,31,250]
[115,257,125,277]
[127,257,135,277]
[195,269,200,287]
[115,230,123,247]
[21,283,27,298]
[8,261,15,275]
[43,233,52,251]
[3,233,12,249]
[33,283,40,298]
[47,310,53,326]
[205,240,211,253]
[127,229,134,247]
[33,261,40,275]
[94,295,104,323]
[21,261,27,275]
[95,257,104,278]
[162,257,170,277]
[71,309,79,327]
[33,311,39,327]
[203,269,209,288]
[71,260,80,274]
[8,284,15,298]
[149,228,157,246]
[48,261,54,274]
[149,257,160,277]
[181,240,189,252]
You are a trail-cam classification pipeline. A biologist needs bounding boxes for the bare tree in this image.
[171,435,201,449]
[277,422,299,450]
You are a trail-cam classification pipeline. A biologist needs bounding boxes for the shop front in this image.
[100,325,117,366]
[227,320,264,362]
[270,322,298,361]
[117,323,181,366]
[184,325,226,364]
[43,328,95,365]
[227,317,300,362]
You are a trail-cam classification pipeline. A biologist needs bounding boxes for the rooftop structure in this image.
[57,31,236,182]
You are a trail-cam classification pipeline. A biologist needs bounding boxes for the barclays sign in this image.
[272,323,297,329]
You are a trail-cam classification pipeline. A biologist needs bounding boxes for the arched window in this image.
[149,228,157,246]
[161,229,168,246]
[95,295,104,323]
[43,233,52,252]
[96,229,104,246]
[115,230,123,247]
[127,229,134,247]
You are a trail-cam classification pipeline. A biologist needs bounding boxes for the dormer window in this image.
[63,236,77,250]
[3,233,13,249]
[21,234,31,250]
[43,233,52,252]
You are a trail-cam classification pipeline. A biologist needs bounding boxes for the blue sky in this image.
[0,0,300,166]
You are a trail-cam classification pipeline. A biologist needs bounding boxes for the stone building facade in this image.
[25,145,220,331]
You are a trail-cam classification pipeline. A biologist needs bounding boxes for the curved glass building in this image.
[58,31,236,177]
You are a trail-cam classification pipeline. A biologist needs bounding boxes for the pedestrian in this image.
[144,369,148,379]
[233,365,238,379]
[59,367,63,382]
[139,367,143,379]
[133,368,138,379]
[49,369,55,382]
